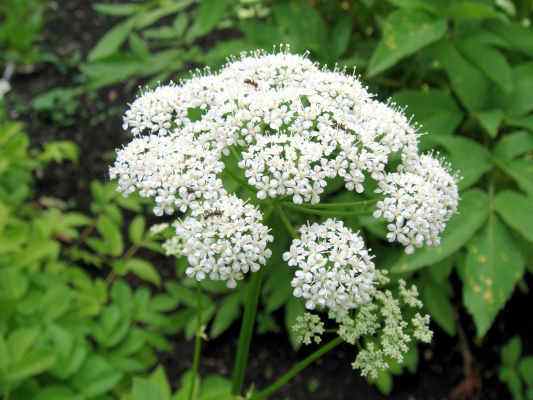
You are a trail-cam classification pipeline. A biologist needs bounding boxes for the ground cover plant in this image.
[1,0,533,399]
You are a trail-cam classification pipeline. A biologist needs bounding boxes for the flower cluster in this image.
[283,219,376,315]
[166,195,273,288]
[374,154,459,253]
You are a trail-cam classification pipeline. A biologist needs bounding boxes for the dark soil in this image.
[5,1,531,399]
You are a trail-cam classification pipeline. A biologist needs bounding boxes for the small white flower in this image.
[170,195,273,288]
[283,219,376,315]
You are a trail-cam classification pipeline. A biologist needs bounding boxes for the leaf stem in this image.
[276,205,298,238]
[251,337,343,400]
[231,268,265,395]
[188,287,204,400]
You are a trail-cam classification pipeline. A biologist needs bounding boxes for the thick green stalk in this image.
[251,337,343,400]
[188,289,203,400]
[231,268,265,395]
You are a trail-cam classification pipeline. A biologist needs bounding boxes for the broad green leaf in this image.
[508,115,533,132]
[476,109,504,138]
[125,258,161,286]
[131,366,171,400]
[502,336,522,366]
[129,216,145,245]
[497,63,533,117]
[387,0,441,12]
[519,357,533,386]
[210,292,241,338]
[434,41,490,112]
[445,1,503,20]
[463,216,525,337]
[494,190,533,242]
[374,370,393,395]
[33,386,77,400]
[498,159,533,196]
[3,351,56,383]
[458,40,513,92]
[189,0,231,38]
[494,131,533,160]
[88,18,135,61]
[488,20,533,56]
[368,10,447,76]
[129,32,150,59]
[7,327,40,364]
[392,89,463,135]
[96,215,123,256]
[199,375,232,400]
[72,355,124,397]
[391,190,489,273]
[285,297,305,350]
[330,15,353,59]
[421,279,456,336]
[422,135,492,190]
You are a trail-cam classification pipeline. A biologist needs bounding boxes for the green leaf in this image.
[494,190,533,242]
[125,258,161,286]
[368,10,447,76]
[502,336,522,366]
[373,370,393,395]
[129,32,150,59]
[500,366,525,400]
[488,20,533,56]
[463,216,525,337]
[391,190,489,273]
[72,355,124,397]
[33,386,77,400]
[498,159,533,197]
[285,297,305,350]
[88,18,135,61]
[422,135,492,190]
[189,0,230,38]
[129,216,145,245]
[199,375,232,400]
[96,215,123,256]
[434,41,491,112]
[330,15,353,59]
[421,279,456,336]
[476,109,504,138]
[392,89,463,135]
[210,293,241,338]
[519,357,533,386]
[498,63,533,117]
[494,131,533,160]
[7,327,40,364]
[3,351,56,383]
[131,366,171,400]
[445,1,503,20]
[93,3,144,16]
[458,40,513,92]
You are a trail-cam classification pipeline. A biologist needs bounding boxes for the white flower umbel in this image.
[283,219,376,315]
[171,195,273,288]
[109,134,225,216]
[373,154,459,254]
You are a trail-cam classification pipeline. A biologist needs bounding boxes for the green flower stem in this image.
[251,337,343,400]
[188,288,204,400]
[293,199,378,209]
[282,199,378,217]
[276,205,298,239]
[231,267,265,395]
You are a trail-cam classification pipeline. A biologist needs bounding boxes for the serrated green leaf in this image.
[477,109,504,138]
[88,18,135,61]
[3,351,56,383]
[125,258,161,286]
[210,293,241,338]
[72,355,124,397]
[422,135,492,189]
[498,159,533,196]
[498,63,533,117]
[368,10,447,76]
[421,279,456,336]
[494,131,533,160]
[458,40,513,92]
[391,190,489,273]
[96,215,123,256]
[392,89,463,135]
[494,190,533,242]
[434,41,491,112]
[129,216,145,245]
[463,216,525,337]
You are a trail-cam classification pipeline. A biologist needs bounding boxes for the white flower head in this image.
[373,154,459,253]
[171,195,273,288]
[283,219,376,315]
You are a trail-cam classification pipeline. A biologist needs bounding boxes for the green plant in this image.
[500,336,533,400]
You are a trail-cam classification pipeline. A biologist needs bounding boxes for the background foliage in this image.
[1,0,533,398]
